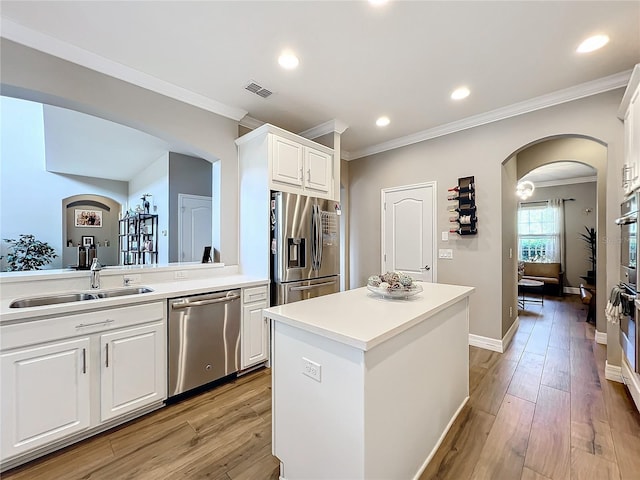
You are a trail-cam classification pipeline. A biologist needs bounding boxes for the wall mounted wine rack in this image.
[448,175,477,236]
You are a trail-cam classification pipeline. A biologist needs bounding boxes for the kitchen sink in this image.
[9,287,154,308]
[94,287,154,298]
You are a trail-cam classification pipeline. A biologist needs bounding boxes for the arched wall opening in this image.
[502,136,607,336]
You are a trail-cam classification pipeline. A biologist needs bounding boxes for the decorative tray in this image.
[367,283,423,299]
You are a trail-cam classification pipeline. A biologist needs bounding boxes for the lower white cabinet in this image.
[100,322,165,422]
[242,301,269,368]
[1,337,91,458]
[0,301,166,465]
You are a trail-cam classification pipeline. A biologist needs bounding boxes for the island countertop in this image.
[263,282,474,351]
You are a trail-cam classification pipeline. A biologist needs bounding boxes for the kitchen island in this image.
[263,282,474,480]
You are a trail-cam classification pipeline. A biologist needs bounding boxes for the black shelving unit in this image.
[448,175,477,236]
[118,213,159,265]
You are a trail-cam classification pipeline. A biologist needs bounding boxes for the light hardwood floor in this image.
[3,295,640,479]
[422,294,640,480]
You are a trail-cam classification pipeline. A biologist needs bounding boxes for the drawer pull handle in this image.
[76,319,115,329]
[82,348,87,374]
[105,343,109,368]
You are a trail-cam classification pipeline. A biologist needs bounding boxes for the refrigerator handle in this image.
[311,205,319,270]
[316,206,323,268]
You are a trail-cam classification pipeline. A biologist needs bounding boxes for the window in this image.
[518,204,560,262]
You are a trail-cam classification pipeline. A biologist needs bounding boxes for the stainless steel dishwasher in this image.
[168,289,241,397]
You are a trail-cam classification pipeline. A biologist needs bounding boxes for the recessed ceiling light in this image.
[576,34,609,53]
[278,51,299,70]
[369,0,389,6]
[451,87,470,100]
[376,116,390,127]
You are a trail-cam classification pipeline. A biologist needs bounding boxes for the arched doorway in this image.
[502,136,607,337]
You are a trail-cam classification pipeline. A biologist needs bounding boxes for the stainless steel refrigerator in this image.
[271,191,340,305]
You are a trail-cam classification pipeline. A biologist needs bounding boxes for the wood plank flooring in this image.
[423,295,640,480]
[3,295,639,479]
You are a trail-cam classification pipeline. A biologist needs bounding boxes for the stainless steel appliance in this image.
[616,193,640,373]
[168,290,241,397]
[271,191,340,305]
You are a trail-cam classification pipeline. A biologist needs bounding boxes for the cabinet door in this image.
[242,301,269,368]
[271,135,304,187]
[630,87,640,191]
[100,322,166,422]
[1,337,91,459]
[304,147,332,195]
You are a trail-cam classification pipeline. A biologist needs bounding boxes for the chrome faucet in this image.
[90,258,102,289]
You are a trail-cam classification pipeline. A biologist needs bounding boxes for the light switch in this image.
[439,249,453,259]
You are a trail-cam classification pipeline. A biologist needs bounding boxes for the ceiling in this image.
[521,162,597,185]
[1,1,639,159]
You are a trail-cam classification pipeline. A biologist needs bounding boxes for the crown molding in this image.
[533,176,597,188]
[238,115,265,130]
[0,18,248,121]
[298,119,349,140]
[347,70,632,161]
[617,64,640,119]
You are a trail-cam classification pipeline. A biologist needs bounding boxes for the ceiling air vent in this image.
[245,80,273,99]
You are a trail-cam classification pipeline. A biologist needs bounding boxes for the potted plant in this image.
[580,226,596,284]
[2,234,58,271]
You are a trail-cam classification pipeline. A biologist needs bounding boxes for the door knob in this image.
[423,265,431,271]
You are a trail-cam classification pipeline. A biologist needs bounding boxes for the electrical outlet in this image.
[509,306,513,318]
[442,231,449,242]
[302,357,321,382]
[509,248,513,259]
[123,274,141,286]
[174,271,188,280]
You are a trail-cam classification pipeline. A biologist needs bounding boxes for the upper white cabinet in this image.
[620,64,640,194]
[238,123,338,201]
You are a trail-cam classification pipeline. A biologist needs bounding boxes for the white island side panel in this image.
[364,297,470,479]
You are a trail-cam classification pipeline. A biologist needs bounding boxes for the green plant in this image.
[580,226,596,280]
[2,234,58,271]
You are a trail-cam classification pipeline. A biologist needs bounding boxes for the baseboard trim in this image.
[564,286,580,295]
[469,334,503,353]
[501,316,520,352]
[595,330,607,345]
[621,357,640,412]
[413,396,469,480]
[469,317,519,354]
[605,361,624,383]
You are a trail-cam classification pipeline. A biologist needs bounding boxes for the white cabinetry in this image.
[241,285,269,368]
[0,301,166,466]
[1,338,91,457]
[100,322,165,422]
[620,65,640,194]
[270,134,332,195]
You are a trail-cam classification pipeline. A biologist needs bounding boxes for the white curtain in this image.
[547,199,565,270]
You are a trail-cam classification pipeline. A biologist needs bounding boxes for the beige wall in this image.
[348,89,625,357]
[0,39,241,265]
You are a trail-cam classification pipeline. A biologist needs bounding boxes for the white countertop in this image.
[263,283,474,351]
[0,275,268,324]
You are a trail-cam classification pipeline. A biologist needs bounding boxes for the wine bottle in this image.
[449,191,475,202]
[447,186,459,192]
[448,205,477,214]
[450,225,477,235]
[448,183,475,194]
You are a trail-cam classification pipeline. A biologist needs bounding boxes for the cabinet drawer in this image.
[1,302,165,351]
[244,286,268,304]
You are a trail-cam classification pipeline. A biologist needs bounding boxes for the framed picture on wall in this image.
[75,209,102,227]
[82,236,95,247]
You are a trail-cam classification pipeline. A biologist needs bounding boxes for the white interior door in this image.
[178,194,212,262]
[382,183,436,282]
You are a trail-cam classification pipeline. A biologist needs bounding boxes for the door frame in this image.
[177,193,213,262]
[381,181,438,282]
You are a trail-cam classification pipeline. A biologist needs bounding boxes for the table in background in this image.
[518,278,544,309]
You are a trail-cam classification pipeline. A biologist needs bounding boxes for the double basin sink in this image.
[9,287,154,308]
